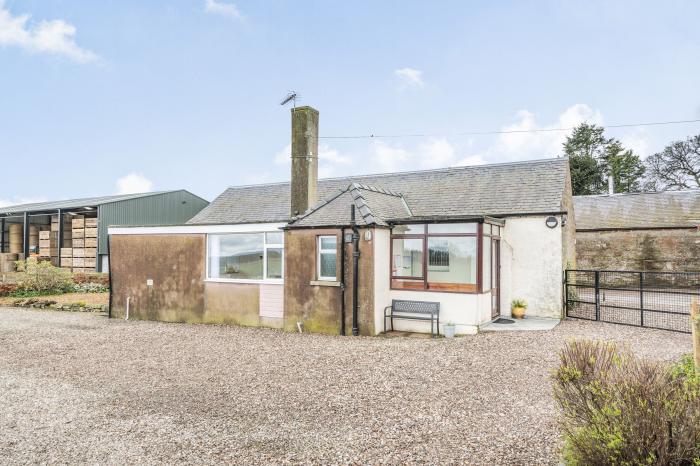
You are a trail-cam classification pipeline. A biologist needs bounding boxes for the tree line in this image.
[563,123,700,195]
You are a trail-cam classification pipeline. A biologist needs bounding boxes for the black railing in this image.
[564,269,700,333]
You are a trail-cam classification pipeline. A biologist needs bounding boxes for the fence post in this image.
[639,272,644,327]
[594,271,600,321]
[692,299,700,369]
[564,269,568,317]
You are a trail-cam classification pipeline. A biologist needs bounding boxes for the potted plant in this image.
[443,322,456,339]
[511,299,527,319]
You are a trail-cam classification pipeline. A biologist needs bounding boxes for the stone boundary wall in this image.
[576,228,700,271]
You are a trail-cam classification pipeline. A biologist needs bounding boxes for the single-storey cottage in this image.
[574,191,700,271]
[108,106,575,335]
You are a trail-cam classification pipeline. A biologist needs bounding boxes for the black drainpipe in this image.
[339,227,346,336]
[351,206,360,336]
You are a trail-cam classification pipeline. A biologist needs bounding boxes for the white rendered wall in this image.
[373,228,492,335]
[500,216,563,319]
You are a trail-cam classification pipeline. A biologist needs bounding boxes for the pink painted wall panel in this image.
[259,284,284,318]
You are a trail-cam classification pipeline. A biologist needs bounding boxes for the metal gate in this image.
[564,269,700,333]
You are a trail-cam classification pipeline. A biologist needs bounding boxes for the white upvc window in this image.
[317,235,338,281]
[207,230,284,283]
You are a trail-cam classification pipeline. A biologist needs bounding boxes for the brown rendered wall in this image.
[110,234,206,321]
[576,228,700,271]
[284,228,376,336]
[110,234,280,327]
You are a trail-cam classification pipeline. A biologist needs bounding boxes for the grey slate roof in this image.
[290,183,412,228]
[188,158,570,225]
[0,191,184,215]
[574,190,700,230]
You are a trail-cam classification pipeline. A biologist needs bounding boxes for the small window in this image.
[392,224,426,235]
[317,236,337,281]
[266,248,283,279]
[427,223,477,234]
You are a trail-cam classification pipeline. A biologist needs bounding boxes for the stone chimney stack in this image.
[290,106,319,217]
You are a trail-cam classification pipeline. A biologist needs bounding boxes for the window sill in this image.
[205,278,284,285]
[390,287,481,295]
[310,280,340,287]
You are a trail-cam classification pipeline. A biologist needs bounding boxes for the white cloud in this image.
[371,140,412,172]
[116,173,153,194]
[620,130,651,158]
[0,197,47,208]
[204,0,242,20]
[370,138,485,172]
[417,138,456,169]
[274,143,352,178]
[0,1,99,63]
[394,67,424,90]
[481,104,604,162]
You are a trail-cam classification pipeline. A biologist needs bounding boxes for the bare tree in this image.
[645,134,700,190]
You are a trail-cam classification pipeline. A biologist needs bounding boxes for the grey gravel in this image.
[0,308,692,465]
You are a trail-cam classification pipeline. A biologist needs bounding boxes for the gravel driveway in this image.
[0,308,692,465]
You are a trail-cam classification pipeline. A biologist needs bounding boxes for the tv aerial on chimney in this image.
[280,92,298,108]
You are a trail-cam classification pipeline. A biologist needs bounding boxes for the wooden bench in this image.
[384,299,441,337]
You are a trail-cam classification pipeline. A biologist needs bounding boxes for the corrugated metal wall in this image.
[98,191,209,254]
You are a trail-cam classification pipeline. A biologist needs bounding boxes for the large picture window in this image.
[390,222,499,293]
[208,232,284,281]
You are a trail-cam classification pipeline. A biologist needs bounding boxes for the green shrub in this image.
[553,340,700,465]
[14,258,74,294]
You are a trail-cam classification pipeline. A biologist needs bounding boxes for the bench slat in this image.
[385,299,441,337]
[391,299,440,313]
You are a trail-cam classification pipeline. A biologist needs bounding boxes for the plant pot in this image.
[511,307,526,319]
[443,324,456,339]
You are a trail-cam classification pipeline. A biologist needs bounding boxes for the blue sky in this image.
[1,0,699,204]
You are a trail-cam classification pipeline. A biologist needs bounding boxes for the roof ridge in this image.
[575,189,700,200]
[348,184,377,225]
[0,190,180,213]
[226,156,567,190]
[349,182,403,197]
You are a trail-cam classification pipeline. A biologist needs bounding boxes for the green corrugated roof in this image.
[0,191,183,215]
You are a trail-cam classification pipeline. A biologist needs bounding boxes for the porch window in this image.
[317,236,338,281]
[390,222,499,293]
[207,232,284,281]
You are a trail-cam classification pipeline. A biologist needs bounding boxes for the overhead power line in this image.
[318,118,700,140]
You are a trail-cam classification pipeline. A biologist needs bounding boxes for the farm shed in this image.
[574,191,700,271]
[108,106,576,336]
[0,190,208,273]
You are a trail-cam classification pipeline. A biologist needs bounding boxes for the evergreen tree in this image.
[563,123,645,195]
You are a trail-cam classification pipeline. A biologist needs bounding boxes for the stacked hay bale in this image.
[9,224,23,254]
[28,225,40,255]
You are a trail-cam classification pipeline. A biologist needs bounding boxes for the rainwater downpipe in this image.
[339,227,346,336]
[351,205,360,336]
[125,296,130,321]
